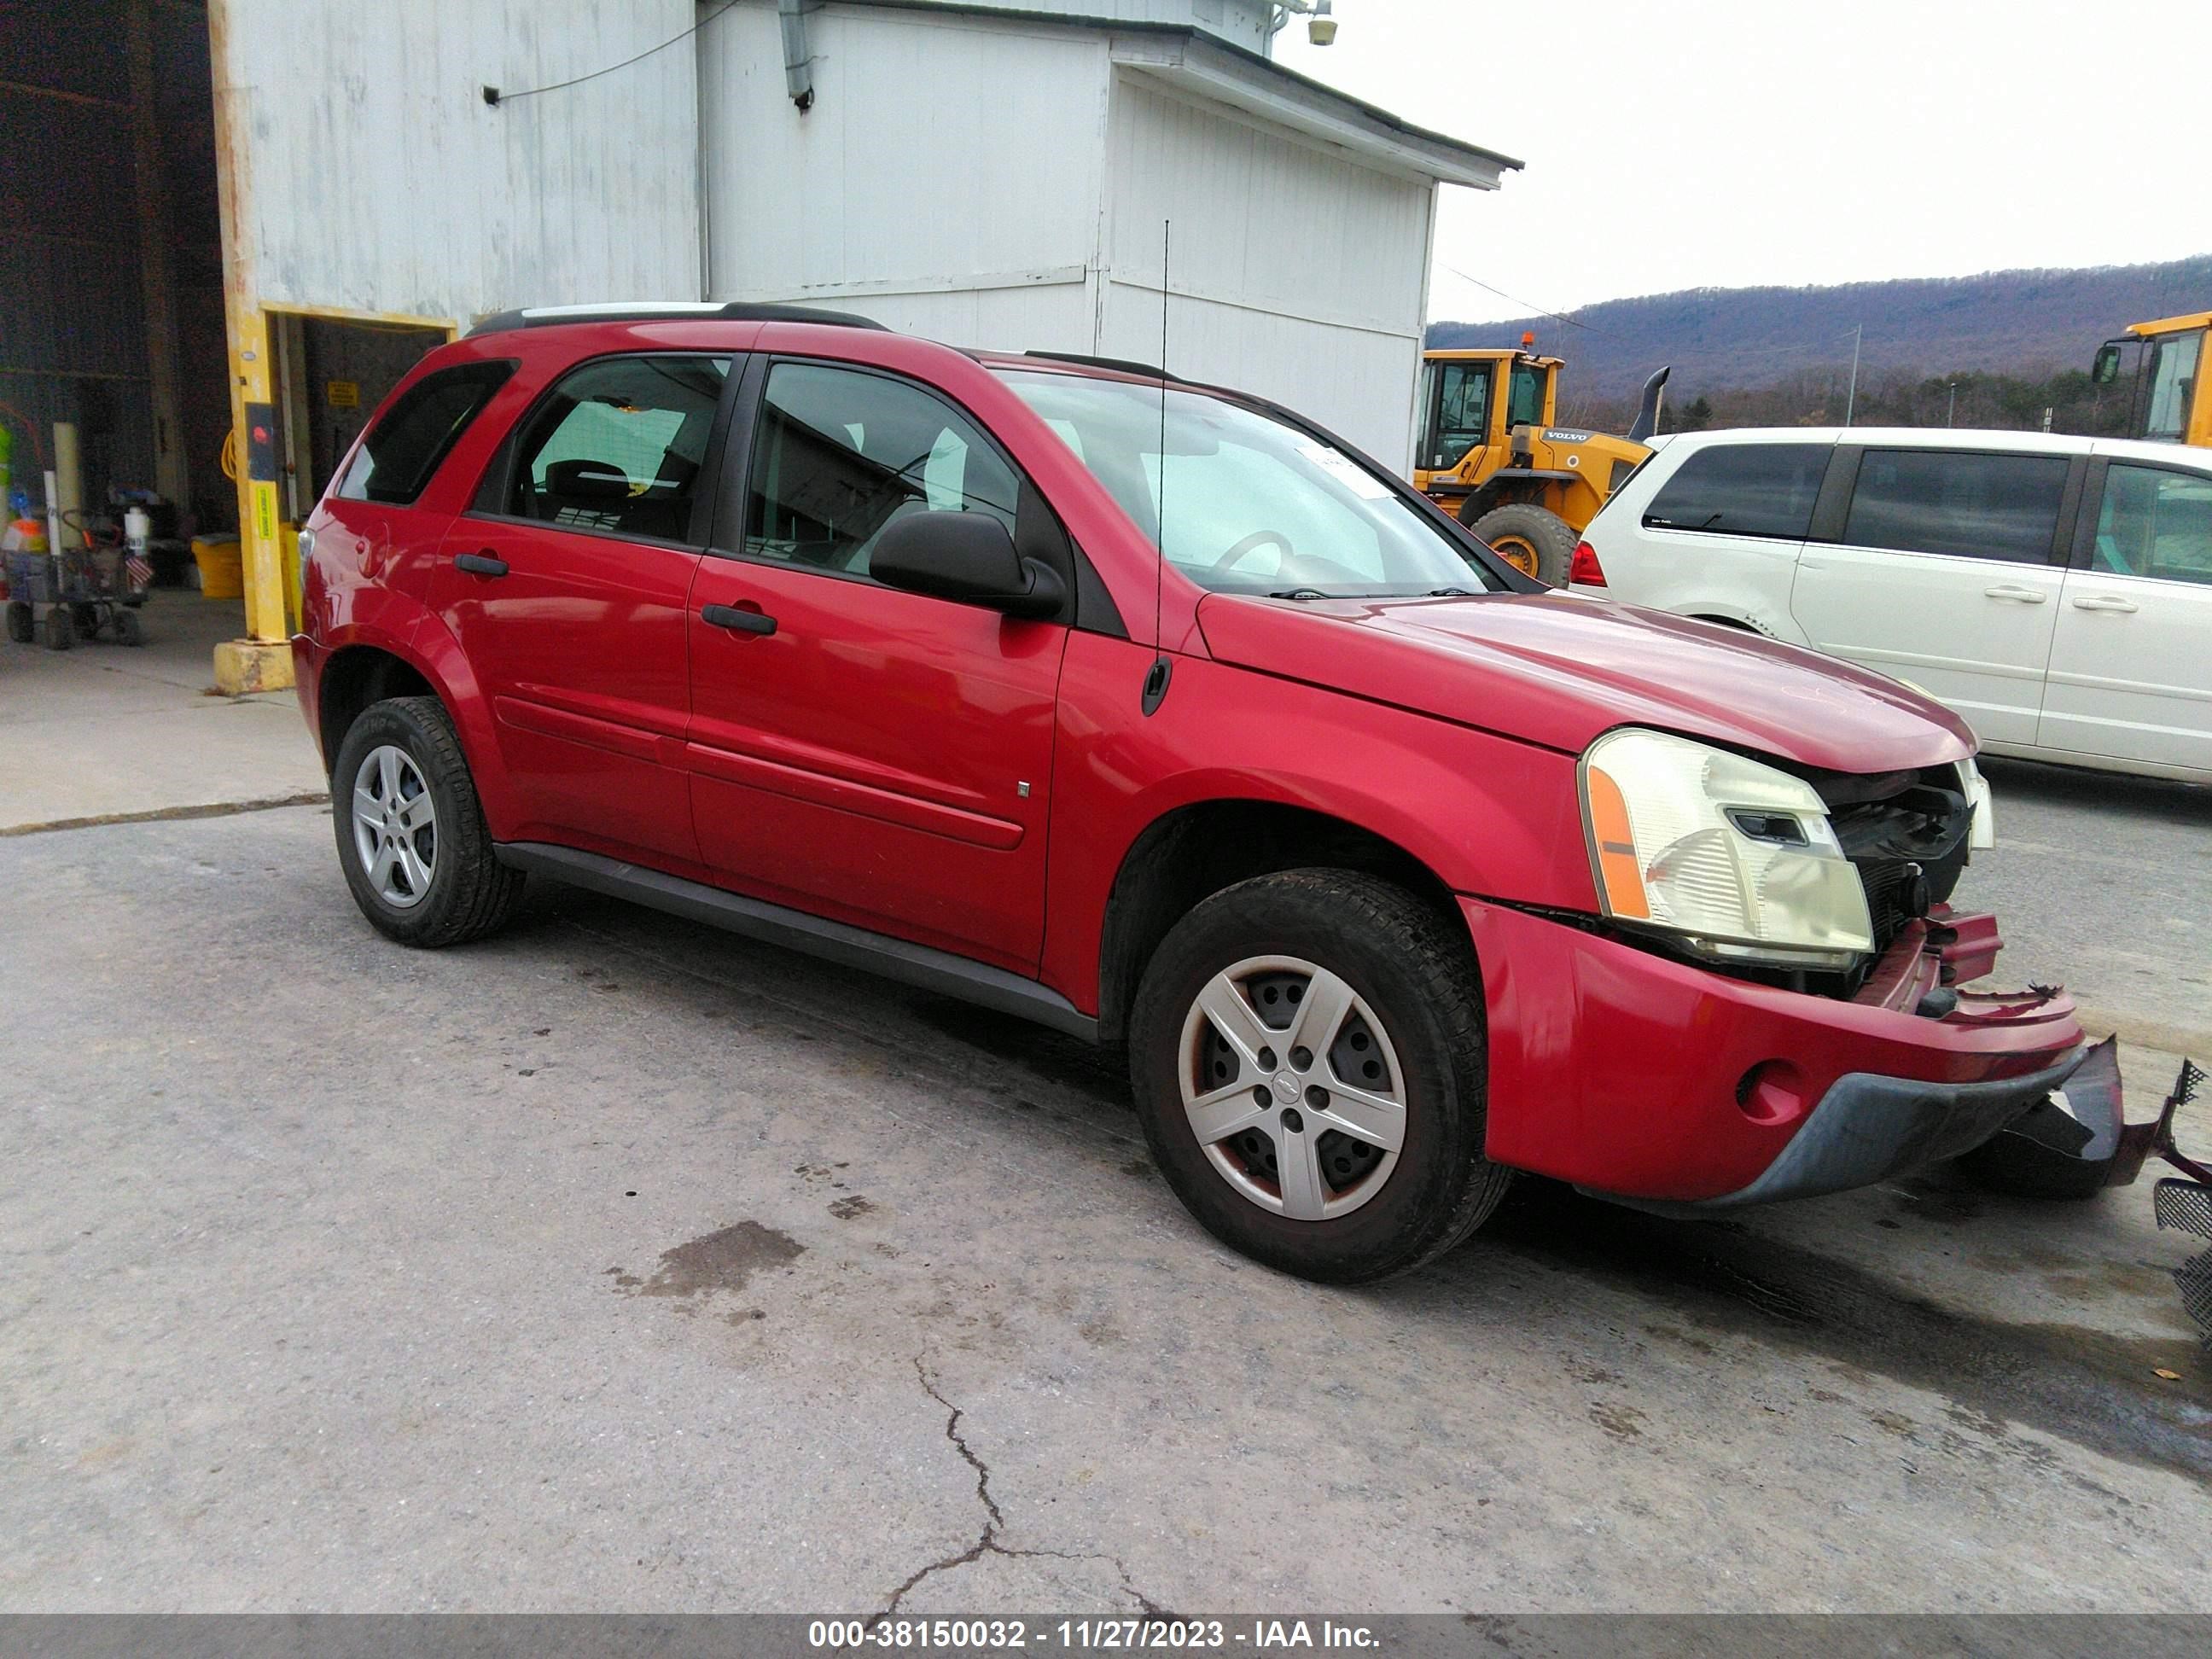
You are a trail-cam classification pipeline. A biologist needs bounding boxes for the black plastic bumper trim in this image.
[1585,1044,2095,1214]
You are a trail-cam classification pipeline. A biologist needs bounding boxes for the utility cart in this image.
[5,543,148,650]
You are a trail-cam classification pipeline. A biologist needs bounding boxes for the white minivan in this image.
[1574,428,2212,783]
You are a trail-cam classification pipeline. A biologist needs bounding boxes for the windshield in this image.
[996,370,1502,598]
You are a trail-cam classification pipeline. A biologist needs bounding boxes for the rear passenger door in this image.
[1631,439,1829,625]
[433,352,732,865]
[1790,446,2079,747]
[2039,459,2212,772]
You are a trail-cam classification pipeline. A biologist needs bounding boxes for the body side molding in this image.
[495,841,1097,1041]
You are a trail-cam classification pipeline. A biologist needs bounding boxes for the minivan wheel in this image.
[1465,503,1579,586]
[329,695,524,947]
[1128,870,1511,1284]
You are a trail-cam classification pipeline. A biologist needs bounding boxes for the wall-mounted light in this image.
[1270,2,1337,47]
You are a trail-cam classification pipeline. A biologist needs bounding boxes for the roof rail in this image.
[466,300,888,338]
[1021,349,1196,384]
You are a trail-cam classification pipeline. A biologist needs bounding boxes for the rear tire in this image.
[42,607,73,650]
[1465,503,1579,586]
[5,602,31,643]
[329,695,525,948]
[1127,870,1510,1284]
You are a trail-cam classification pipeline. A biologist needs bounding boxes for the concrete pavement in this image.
[0,591,323,834]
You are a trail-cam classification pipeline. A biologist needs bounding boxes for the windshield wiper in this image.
[1268,588,1331,601]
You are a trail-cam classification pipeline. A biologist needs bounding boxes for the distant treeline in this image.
[1429,253,2212,435]
[1573,365,2139,439]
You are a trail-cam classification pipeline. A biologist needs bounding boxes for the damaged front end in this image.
[1964,1050,2212,1344]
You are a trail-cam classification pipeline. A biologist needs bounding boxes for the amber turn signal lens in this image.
[1585,765,1649,920]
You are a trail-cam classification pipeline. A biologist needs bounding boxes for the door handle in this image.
[1982,584,2046,603]
[454,552,508,577]
[2070,594,2139,614]
[701,603,777,636]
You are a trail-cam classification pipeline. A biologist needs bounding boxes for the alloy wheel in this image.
[352,743,439,909]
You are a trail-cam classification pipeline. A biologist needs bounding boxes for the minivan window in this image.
[742,362,1019,576]
[335,360,514,506]
[2095,464,2212,585]
[506,355,729,542]
[1643,443,1828,539]
[1845,449,2069,562]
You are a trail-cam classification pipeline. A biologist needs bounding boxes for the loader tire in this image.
[1465,503,1579,587]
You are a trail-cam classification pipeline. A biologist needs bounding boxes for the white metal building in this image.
[701,3,1514,467]
[10,1,1515,688]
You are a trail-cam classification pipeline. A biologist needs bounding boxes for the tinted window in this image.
[506,355,729,541]
[1421,361,1490,471]
[743,363,1018,577]
[1845,449,2069,562]
[1644,443,1828,538]
[335,360,513,505]
[2095,464,2212,586]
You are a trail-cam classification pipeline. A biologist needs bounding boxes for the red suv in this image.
[294,303,2107,1284]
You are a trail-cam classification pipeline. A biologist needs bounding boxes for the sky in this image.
[1274,0,2212,325]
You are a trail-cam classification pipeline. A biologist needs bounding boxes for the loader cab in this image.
[1413,346,1560,486]
[2093,312,2211,449]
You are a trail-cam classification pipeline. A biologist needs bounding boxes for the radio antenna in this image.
[1141,218,1173,717]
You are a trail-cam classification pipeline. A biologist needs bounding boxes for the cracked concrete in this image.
[882,1361,1167,1617]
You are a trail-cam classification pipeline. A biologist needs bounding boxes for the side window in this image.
[1845,449,2069,562]
[2143,333,2202,445]
[1506,361,1545,428]
[1643,443,1828,538]
[1422,362,1491,471]
[2095,464,2212,586]
[742,362,1018,577]
[335,360,514,505]
[505,354,730,542]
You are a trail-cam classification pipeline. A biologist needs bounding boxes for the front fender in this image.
[1036,632,1594,1015]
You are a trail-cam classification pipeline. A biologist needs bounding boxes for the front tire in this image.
[1128,870,1510,1284]
[329,695,525,947]
[1465,503,1579,586]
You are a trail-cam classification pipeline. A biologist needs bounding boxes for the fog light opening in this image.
[1736,1061,1808,1127]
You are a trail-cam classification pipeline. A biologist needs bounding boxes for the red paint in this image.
[294,316,2080,1208]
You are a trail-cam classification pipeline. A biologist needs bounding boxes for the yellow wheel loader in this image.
[2093,312,2211,448]
[1412,337,1668,585]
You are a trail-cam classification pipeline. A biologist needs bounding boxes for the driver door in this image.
[684,358,1068,971]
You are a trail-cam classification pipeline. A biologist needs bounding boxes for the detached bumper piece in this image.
[2158,1180,2212,1347]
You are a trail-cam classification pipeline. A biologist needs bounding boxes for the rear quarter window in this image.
[1642,443,1829,538]
[335,359,515,506]
[1844,449,2070,562]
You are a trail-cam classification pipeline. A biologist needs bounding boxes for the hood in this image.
[1194,591,1977,775]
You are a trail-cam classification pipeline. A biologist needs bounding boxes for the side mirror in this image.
[871,510,1067,620]
[2092,342,2124,386]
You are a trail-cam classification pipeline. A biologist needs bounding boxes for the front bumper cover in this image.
[1597,1041,2107,1214]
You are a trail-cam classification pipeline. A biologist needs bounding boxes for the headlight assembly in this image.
[1580,728,1874,969]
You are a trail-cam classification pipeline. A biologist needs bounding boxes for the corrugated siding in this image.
[224,0,701,320]
[1102,75,1434,463]
[701,4,1106,323]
